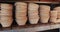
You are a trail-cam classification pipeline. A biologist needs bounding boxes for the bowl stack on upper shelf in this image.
[1,4,13,27]
[0,2,60,28]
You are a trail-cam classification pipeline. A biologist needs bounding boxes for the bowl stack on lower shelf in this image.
[0,2,60,29]
[15,2,27,26]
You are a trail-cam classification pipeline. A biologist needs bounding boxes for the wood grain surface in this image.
[0,0,60,2]
[0,23,60,32]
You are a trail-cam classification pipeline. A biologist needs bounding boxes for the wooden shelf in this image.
[0,1,59,4]
[0,23,60,32]
[25,1,59,4]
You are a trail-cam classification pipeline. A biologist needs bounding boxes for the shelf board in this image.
[25,1,59,4]
[0,23,60,32]
[0,1,59,4]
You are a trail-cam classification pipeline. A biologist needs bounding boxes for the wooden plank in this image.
[0,0,39,2]
[0,24,60,32]
[11,24,60,31]
[40,0,60,2]
[0,1,59,4]
[0,0,60,2]
[25,1,59,4]
[50,23,60,29]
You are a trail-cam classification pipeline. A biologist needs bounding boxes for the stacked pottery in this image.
[28,3,39,24]
[54,7,60,19]
[40,5,50,23]
[0,10,1,21]
[57,19,60,23]
[0,4,1,21]
[50,7,60,23]
[50,10,57,23]
[1,4,13,27]
[15,2,27,25]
